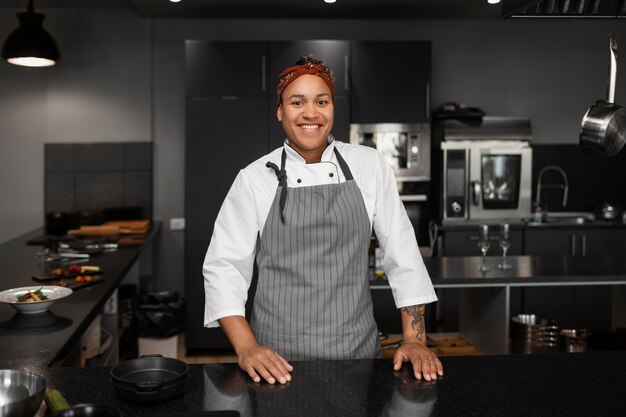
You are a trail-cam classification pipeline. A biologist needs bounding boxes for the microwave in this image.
[349,123,430,182]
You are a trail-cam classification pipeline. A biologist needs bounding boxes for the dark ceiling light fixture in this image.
[1,0,60,67]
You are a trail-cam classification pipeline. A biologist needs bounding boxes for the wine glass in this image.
[498,223,512,270]
[477,224,491,272]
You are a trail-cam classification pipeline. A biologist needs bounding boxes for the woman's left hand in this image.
[392,340,443,381]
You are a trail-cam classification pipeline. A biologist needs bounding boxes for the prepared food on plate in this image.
[16,288,49,302]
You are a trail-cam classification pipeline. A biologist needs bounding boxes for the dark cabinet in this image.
[525,227,626,256]
[268,41,350,149]
[350,41,431,123]
[185,41,272,351]
[185,97,268,239]
[185,41,269,98]
[524,229,576,256]
[441,229,524,257]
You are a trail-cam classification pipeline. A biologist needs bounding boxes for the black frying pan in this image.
[110,354,189,402]
[580,35,626,156]
[49,404,120,417]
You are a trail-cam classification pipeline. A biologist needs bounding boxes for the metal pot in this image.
[560,329,589,353]
[0,370,46,417]
[580,35,626,156]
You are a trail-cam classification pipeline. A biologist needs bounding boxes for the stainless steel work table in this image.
[370,255,626,354]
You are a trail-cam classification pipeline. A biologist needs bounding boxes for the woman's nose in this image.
[302,103,319,117]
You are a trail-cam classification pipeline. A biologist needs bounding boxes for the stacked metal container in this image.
[510,314,560,354]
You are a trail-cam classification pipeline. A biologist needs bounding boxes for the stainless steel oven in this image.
[440,117,533,223]
[350,123,430,182]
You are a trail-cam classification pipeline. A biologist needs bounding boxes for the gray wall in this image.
[1,8,625,294]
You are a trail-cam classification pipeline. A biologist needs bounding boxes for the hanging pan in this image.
[580,35,626,156]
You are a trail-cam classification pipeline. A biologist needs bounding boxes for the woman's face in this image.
[277,74,334,158]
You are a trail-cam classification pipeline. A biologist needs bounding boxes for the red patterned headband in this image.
[276,63,335,105]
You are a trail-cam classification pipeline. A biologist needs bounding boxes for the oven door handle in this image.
[471,181,481,206]
[400,194,428,202]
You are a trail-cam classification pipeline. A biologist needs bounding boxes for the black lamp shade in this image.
[2,11,60,67]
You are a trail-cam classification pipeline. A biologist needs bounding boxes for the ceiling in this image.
[2,0,504,19]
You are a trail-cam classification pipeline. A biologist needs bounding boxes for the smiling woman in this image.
[202,54,441,386]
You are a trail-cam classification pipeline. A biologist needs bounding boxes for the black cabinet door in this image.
[185,41,269,98]
[185,97,268,239]
[350,41,431,123]
[524,229,574,256]
[577,228,626,256]
[524,227,626,256]
[268,41,350,149]
[442,229,523,256]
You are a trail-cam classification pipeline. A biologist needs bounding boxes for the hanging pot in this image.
[580,35,626,156]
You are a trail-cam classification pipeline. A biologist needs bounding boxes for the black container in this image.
[46,212,69,236]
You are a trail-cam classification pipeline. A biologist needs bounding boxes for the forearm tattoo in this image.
[402,304,425,342]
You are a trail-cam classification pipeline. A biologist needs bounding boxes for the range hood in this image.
[503,0,626,17]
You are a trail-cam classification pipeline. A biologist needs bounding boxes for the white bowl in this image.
[0,286,73,315]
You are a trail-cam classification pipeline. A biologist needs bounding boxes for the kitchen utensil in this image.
[0,370,46,417]
[0,286,73,315]
[110,355,189,402]
[49,404,121,417]
[580,35,626,156]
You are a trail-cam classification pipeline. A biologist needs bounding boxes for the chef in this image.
[203,55,443,385]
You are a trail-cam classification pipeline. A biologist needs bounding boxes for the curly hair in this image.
[295,54,335,83]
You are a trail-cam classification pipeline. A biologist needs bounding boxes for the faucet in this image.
[535,165,569,215]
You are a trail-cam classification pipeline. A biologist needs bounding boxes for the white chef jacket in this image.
[203,137,437,328]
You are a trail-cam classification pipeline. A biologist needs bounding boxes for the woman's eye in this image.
[317,100,328,106]
[291,101,303,106]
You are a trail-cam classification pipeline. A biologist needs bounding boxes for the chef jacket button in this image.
[329,173,334,178]
[297,178,302,183]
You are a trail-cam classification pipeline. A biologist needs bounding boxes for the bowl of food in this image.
[0,286,73,315]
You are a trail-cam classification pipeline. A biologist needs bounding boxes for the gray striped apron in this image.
[250,147,380,360]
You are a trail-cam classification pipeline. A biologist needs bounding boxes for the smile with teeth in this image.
[299,124,321,130]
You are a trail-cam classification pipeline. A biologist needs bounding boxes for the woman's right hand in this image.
[238,344,293,384]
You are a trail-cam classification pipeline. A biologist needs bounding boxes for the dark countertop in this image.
[438,219,626,231]
[369,255,626,287]
[34,352,626,417]
[0,225,160,369]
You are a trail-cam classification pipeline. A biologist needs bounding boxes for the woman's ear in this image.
[276,105,283,122]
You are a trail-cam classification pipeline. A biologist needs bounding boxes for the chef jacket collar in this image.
[283,134,336,164]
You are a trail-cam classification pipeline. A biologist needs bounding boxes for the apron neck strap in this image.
[265,150,288,223]
[333,147,354,181]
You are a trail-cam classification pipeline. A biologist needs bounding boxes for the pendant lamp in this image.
[1,0,60,67]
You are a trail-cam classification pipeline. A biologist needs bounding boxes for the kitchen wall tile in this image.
[45,142,153,221]
[45,173,75,213]
[45,144,75,173]
[75,172,126,212]
[124,143,152,171]
[74,143,125,172]
[125,172,152,218]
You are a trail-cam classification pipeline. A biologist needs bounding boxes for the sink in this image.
[526,212,595,225]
